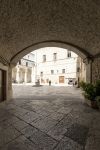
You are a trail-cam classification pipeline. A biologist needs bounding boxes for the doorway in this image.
[59,76,64,83]
[0,69,6,102]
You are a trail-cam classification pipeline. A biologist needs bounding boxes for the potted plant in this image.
[95,80,100,109]
[79,81,87,90]
[95,80,100,97]
[80,81,99,109]
[95,96,100,109]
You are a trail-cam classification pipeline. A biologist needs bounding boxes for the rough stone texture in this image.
[0,0,100,64]
[29,130,58,150]
[30,116,58,132]
[64,123,89,146]
[21,125,38,138]
[0,85,100,150]
[0,126,21,148]
[54,137,83,150]
[92,58,100,83]
[7,66,13,100]
[1,135,39,150]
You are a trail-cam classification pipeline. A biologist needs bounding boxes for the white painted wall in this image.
[32,47,78,85]
[12,53,34,83]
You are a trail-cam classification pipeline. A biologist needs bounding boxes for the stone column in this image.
[84,58,92,83]
[31,66,35,83]
[16,66,20,83]
[24,68,28,83]
[7,65,13,100]
[84,57,100,84]
[92,57,100,84]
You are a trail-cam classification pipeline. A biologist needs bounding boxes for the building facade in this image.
[32,47,85,85]
[12,47,86,85]
[12,53,34,83]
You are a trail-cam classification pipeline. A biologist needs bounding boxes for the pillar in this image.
[84,58,92,83]
[92,57,100,84]
[7,65,13,100]
[81,57,100,84]
[16,66,20,83]
[24,68,28,83]
[86,63,92,83]
[31,66,35,83]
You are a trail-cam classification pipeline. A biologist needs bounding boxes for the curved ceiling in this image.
[10,41,89,65]
[0,0,100,64]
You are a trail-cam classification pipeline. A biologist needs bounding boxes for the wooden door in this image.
[59,76,64,83]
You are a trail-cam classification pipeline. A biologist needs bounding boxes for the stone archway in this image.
[10,41,89,65]
[4,40,96,101]
[0,0,99,101]
[8,41,93,100]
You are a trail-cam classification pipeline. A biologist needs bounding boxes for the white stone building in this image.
[12,47,86,85]
[12,53,34,83]
[32,47,81,85]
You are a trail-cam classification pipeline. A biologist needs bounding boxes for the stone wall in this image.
[0,62,8,100]
[92,57,100,84]
[8,66,13,100]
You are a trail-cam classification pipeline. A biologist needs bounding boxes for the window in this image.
[19,60,21,65]
[67,51,71,57]
[40,72,43,77]
[43,55,46,62]
[53,53,57,61]
[77,67,80,72]
[62,69,65,73]
[51,70,54,74]
[26,62,28,66]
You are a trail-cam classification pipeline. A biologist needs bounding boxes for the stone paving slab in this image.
[0,126,21,148]
[48,111,65,121]
[0,85,100,150]
[19,111,42,123]
[1,135,40,150]
[47,122,68,141]
[12,119,28,131]
[85,136,100,150]
[29,130,58,150]
[64,123,89,146]
[30,116,58,133]
[21,125,38,138]
[54,137,84,150]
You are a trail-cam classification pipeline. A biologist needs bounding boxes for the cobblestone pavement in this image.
[0,85,100,150]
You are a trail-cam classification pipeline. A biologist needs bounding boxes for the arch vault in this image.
[0,0,100,100]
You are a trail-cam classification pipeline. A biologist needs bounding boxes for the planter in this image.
[84,98,99,109]
[91,101,99,109]
[84,98,91,107]
[97,102,100,109]
[95,96,100,109]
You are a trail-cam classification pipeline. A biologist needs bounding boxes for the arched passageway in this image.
[0,0,99,101]
[10,41,88,65]
[12,46,86,86]
[0,1,100,149]
[11,43,89,93]
[0,0,100,65]
[0,41,98,101]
